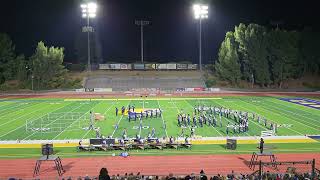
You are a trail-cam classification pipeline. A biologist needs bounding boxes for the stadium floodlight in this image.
[193,4,208,19]
[81,2,97,72]
[193,4,208,72]
[81,2,97,19]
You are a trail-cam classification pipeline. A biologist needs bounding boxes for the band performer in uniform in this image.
[259,138,264,154]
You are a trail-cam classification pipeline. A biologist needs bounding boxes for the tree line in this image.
[214,23,320,88]
[0,33,80,90]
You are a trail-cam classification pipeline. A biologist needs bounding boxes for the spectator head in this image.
[200,175,207,180]
[84,175,90,180]
[184,174,192,180]
[200,170,205,175]
[99,167,110,180]
[100,167,109,176]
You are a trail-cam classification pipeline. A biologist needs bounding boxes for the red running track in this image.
[0,153,319,179]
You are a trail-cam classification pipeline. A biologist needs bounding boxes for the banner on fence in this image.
[99,64,109,70]
[167,64,177,70]
[194,87,205,91]
[110,64,121,70]
[188,64,198,70]
[120,64,128,70]
[75,88,85,92]
[207,88,220,92]
[176,88,185,91]
[177,64,188,70]
[156,64,167,70]
[185,88,194,92]
[145,64,156,70]
[94,88,112,92]
[134,64,145,70]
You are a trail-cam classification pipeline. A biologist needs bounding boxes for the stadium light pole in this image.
[26,65,34,91]
[135,20,150,63]
[81,2,97,72]
[193,4,208,72]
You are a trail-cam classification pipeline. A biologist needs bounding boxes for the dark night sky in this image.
[0,0,319,64]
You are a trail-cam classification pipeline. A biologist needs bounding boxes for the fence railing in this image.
[251,159,317,180]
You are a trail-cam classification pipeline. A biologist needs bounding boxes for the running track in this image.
[0,153,319,179]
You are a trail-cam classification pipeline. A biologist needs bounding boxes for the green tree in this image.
[15,55,28,82]
[234,24,271,86]
[300,28,320,75]
[0,33,16,84]
[268,29,301,88]
[234,23,251,80]
[215,32,241,85]
[30,41,67,89]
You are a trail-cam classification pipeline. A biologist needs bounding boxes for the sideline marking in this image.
[64,97,223,101]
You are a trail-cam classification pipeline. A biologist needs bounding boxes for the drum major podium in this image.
[33,155,64,177]
[249,152,277,170]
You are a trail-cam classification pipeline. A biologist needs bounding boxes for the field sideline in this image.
[0,96,319,141]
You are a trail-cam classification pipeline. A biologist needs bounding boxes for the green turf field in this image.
[0,97,319,141]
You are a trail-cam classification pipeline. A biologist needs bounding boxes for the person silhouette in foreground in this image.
[99,167,110,180]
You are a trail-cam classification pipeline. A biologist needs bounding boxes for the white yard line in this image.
[264,100,320,125]
[139,98,145,136]
[275,99,320,119]
[210,100,250,137]
[0,103,74,139]
[175,99,223,137]
[0,102,40,118]
[0,101,16,109]
[214,100,270,132]
[143,97,145,109]
[54,102,104,140]
[157,100,168,138]
[0,103,26,114]
[22,103,87,140]
[111,100,131,138]
[193,99,224,137]
[0,102,62,127]
[81,102,116,139]
[236,99,304,135]
[239,99,318,132]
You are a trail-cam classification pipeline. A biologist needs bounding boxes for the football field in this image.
[0,96,319,141]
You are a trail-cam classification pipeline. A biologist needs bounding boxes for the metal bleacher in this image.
[84,71,205,90]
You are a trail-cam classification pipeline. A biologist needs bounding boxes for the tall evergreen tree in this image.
[30,41,67,89]
[0,33,16,84]
[234,24,271,86]
[268,29,301,87]
[215,32,241,85]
